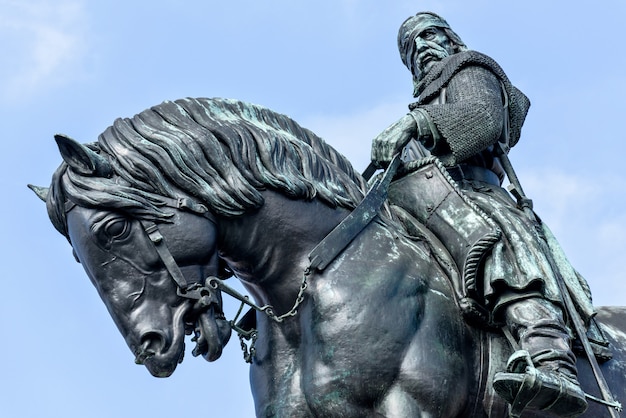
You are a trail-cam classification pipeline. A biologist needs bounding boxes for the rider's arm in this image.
[410,65,504,166]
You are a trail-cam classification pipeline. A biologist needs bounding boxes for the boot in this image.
[492,298,588,417]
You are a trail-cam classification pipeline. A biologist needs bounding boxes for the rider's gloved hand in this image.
[370,114,417,168]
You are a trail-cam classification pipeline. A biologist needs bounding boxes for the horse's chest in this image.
[299,271,426,411]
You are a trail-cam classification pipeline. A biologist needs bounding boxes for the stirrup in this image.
[493,350,588,418]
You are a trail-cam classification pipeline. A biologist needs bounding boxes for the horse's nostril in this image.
[135,332,165,364]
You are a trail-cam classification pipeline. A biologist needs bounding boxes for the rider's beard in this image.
[413,40,451,80]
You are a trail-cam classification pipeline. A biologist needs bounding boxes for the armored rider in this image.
[371,12,595,417]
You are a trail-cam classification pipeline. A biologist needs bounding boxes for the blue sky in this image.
[2,1,625,417]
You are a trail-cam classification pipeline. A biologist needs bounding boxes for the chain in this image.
[264,268,310,323]
[208,268,310,324]
[239,330,258,364]
[215,268,312,363]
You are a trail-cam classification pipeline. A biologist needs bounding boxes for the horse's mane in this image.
[48,98,369,239]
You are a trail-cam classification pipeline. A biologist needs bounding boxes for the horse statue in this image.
[30,97,626,417]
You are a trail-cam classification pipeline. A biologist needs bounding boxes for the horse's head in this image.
[32,135,232,377]
[69,204,233,376]
[31,97,368,375]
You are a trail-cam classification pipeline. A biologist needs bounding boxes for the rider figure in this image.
[371,12,594,417]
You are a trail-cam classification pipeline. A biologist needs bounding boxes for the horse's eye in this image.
[104,218,131,241]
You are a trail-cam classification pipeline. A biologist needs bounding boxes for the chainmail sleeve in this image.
[417,65,504,165]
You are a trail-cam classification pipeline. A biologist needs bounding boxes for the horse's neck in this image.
[217,191,350,310]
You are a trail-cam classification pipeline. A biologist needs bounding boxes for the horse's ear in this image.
[27,184,49,202]
[54,134,113,178]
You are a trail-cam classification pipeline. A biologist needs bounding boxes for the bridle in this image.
[139,198,214,295]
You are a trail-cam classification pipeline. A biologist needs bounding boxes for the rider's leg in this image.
[493,297,588,417]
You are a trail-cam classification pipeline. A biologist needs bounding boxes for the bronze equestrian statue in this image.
[29,13,625,418]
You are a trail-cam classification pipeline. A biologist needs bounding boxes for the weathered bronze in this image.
[29,96,626,417]
[29,13,626,418]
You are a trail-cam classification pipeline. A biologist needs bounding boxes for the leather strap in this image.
[140,219,191,295]
[139,218,220,303]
